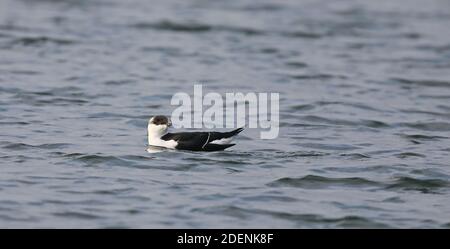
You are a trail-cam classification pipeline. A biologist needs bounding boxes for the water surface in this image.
[1,0,450,228]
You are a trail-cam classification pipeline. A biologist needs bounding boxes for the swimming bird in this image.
[147,115,243,151]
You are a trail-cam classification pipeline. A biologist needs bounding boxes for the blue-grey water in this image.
[1,0,450,228]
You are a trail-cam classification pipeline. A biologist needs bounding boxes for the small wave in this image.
[269,175,448,193]
[87,112,148,119]
[103,79,136,85]
[8,87,97,106]
[204,24,264,36]
[360,120,390,128]
[0,214,37,222]
[289,74,347,80]
[92,187,135,195]
[71,154,129,166]
[131,20,263,36]
[184,156,248,166]
[241,195,298,203]
[282,30,324,39]
[240,3,283,12]
[297,143,360,151]
[29,86,83,97]
[417,43,450,53]
[285,61,308,68]
[400,109,450,118]
[274,151,329,158]
[0,121,30,126]
[297,115,390,128]
[391,77,450,88]
[259,47,279,54]
[35,97,89,105]
[132,20,212,32]
[192,205,389,228]
[395,152,426,158]
[212,151,257,158]
[418,94,450,100]
[320,101,387,113]
[289,104,315,111]
[399,134,448,141]
[339,153,371,159]
[1,70,41,75]
[52,211,102,220]
[324,215,390,228]
[268,175,380,189]
[10,36,76,47]
[0,86,24,94]
[386,177,448,193]
[280,122,330,128]
[399,122,450,131]
[289,101,387,114]
[140,46,181,55]
[11,96,88,107]
[2,142,71,150]
[68,153,168,169]
[299,115,355,126]
[382,196,405,203]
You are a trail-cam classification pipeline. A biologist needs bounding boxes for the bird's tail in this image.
[227,127,244,137]
[208,127,244,144]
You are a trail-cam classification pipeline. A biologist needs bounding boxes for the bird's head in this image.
[148,115,172,137]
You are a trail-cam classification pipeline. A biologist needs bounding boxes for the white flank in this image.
[209,137,233,145]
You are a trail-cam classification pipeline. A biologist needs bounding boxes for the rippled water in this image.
[1,0,450,228]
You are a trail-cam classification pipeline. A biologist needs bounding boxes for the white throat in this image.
[147,123,177,149]
[148,123,168,140]
[148,123,178,149]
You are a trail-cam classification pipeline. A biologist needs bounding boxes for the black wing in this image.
[161,132,209,150]
[209,127,244,142]
[161,128,243,151]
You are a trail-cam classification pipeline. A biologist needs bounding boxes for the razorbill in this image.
[147,115,243,151]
